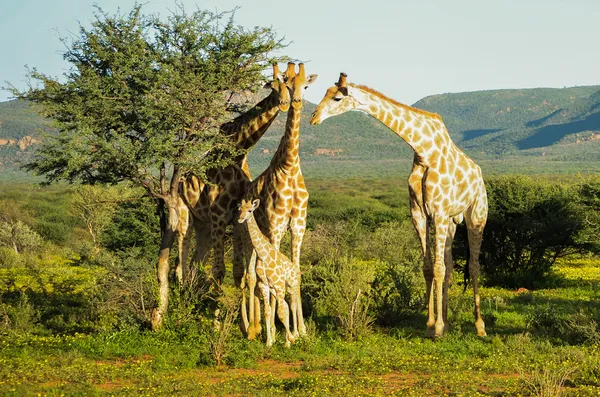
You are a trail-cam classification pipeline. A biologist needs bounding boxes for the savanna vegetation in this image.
[1,175,600,396]
[1,3,600,397]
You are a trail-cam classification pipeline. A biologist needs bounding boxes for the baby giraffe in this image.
[237,197,300,348]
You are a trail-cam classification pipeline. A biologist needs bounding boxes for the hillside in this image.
[0,100,52,171]
[414,85,600,159]
[2,83,600,180]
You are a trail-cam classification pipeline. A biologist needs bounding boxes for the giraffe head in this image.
[310,72,363,125]
[237,197,260,223]
[287,62,318,110]
[265,63,292,112]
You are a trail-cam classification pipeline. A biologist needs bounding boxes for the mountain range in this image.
[1,84,599,180]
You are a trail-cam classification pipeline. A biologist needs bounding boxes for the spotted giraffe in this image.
[310,73,488,338]
[175,63,292,292]
[243,62,317,340]
[237,197,300,348]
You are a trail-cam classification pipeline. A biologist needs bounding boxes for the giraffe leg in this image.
[266,228,285,339]
[232,223,249,334]
[289,214,307,336]
[288,279,300,339]
[408,164,435,337]
[432,215,450,337]
[443,221,457,335]
[192,222,212,269]
[466,196,488,337]
[270,288,277,342]
[246,251,260,340]
[176,202,192,284]
[210,214,227,284]
[258,280,273,347]
[410,199,433,337]
[274,285,294,348]
[250,256,264,339]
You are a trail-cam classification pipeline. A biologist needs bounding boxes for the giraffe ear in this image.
[306,74,318,85]
[252,199,260,209]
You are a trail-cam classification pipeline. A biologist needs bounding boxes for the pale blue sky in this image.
[1,0,599,105]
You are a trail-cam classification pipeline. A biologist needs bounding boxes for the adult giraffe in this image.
[152,64,291,331]
[310,73,487,338]
[243,62,317,339]
[176,63,292,286]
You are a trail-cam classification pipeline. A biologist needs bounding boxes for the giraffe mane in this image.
[352,84,442,120]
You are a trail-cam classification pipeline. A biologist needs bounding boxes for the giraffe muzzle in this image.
[309,112,321,125]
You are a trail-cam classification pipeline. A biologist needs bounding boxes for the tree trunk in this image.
[151,199,179,331]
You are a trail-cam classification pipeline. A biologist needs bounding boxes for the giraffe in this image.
[174,63,292,289]
[238,197,300,347]
[243,62,317,339]
[310,73,487,338]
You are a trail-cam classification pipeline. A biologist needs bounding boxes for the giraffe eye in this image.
[333,96,343,102]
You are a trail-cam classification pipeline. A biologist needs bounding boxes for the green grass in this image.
[1,258,599,396]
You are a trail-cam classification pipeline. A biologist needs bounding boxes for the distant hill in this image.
[2,84,600,181]
[414,86,600,160]
[0,100,53,172]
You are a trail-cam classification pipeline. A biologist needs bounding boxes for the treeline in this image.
[1,176,599,343]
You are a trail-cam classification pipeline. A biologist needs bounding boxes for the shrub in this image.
[301,221,362,265]
[361,221,424,325]
[528,306,600,345]
[207,285,241,365]
[91,248,157,331]
[520,361,577,397]
[0,246,25,268]
[0,292,39,334]
[455,176,590,289]
[304,256,375,340]
[0,220,43,254]
[102,196,160,261]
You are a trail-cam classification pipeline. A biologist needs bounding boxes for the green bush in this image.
[303,256,375,340]
[528,306,600,345]
[361,221,425,325]
[0,292,39,334]
[0,246,25,267]
[102,196,160,260]
[576,177,600,253]
[455,176,591,289]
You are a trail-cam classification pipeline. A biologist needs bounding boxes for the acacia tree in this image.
[9,4,286,329]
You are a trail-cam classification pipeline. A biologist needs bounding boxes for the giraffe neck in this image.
[271,104,301,171]
[221,91,281,150]
[245,213,272,259]
[349,84,451,156]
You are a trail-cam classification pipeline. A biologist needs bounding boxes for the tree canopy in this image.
[8,3,288,329]
[11,4,287,200]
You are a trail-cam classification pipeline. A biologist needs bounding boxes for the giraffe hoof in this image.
[151,308,163,331]
[425,325,436,339]
[476,320,487,337]
[435,323,445,337]
[247,326,256,341]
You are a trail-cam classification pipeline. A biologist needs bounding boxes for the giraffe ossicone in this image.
[311,72,488,338]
